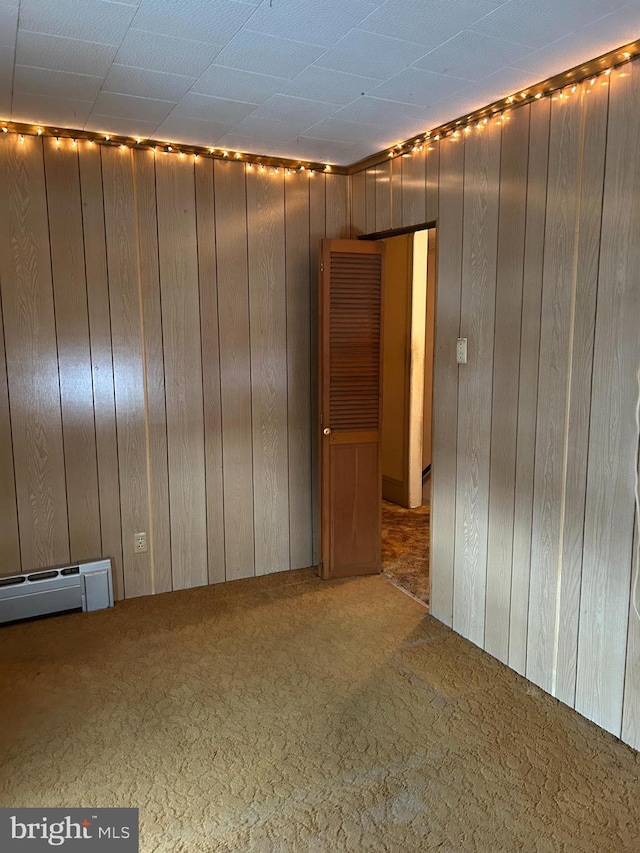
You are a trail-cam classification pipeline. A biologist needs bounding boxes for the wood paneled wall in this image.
[351,61,640,751]
[0,135,348,599]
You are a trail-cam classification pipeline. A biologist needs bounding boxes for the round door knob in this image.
[323,427,332,436]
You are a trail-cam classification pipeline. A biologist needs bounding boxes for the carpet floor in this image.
[382,500,430,606]
[1,569,639,852]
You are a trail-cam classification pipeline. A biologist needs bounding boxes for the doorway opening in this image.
[362,225,437,607]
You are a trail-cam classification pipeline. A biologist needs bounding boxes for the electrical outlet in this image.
[134,532,147,553]
[456,337,468,364]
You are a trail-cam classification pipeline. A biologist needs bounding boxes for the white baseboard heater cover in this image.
[0,559,113,625]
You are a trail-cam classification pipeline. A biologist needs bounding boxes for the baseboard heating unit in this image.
[0,559,113,625]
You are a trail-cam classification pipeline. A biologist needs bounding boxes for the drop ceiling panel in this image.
[370,67,468,107]
[191,65,288,102]
[213,30,325,78]
[16,32,119,77]
[513,3,640,76]
[0,3,18,47]
[1,0,638,165]
[285,66,381,104]
[244,0,377,48]
[103,65,196,100]
[313,30,427,80]
[92,91,176,122]
[130,0,254,44]
[13,65,105,100]
[415,31,535,81]
[359,0,506,47]
[468,0,633,50]
[19,0,137,45]
[250,94,339,124]
[170,92,258,123]
[11,92,94,126]
[153,115,234,144]
[113,29,221,77]
[85,115,160,137]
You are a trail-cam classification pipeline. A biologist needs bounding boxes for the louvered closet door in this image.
[319,239,384,579]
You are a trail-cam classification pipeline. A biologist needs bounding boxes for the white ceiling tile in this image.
[250,94,340,124]
[512,4,640,77]
[153,115,234,145]
[370,67,468,107]
[0,44,13,75]
[333,95,425,126]
[191,65,288,102]
[0,3,18,47]
[13,65,105,100]
[244,0,375,48]
[213,30,325,79]
[414,31,535,81]
[84,115,160,138]
[468,0,632,50]
[16,31,118,76]
[11,92,93,126]
[19,0,136,45]
[285,66,380,104]
[313,29,427,80]
[232,114,313,143]
[113,29,221,77]
[304,116,386,144]
[288,136,362,161]
[103,65,196,100]
[170,92,257,123]
[92,91,175,122]
[359,0,506,47]
[131,0,254,45]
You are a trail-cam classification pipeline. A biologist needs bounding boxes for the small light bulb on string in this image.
[209,148,215,155]
[167,145,173,152]
[88,139,94,146]
[260,164,265,172]
[36,127,43,135]
[18,134,24,144]
[120,144,126,151]
[325,164,331,171]
[179,151,185,158]
[222,150,228,157]
[56,137,61,147]
[193,154,198,161]
[136,138,142,145]
[234,152,241,159]
[246,162,253,170]
[535,92,542,99]
[105,135,110,141]
[71,138,77,147]
[2,126,8,133]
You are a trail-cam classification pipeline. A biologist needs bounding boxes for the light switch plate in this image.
[456,337,468,364]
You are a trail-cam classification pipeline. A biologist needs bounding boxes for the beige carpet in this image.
[1,569,639,852]
[382,500,430,605]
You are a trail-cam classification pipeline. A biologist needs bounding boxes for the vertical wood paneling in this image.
[622,515,640,749]
[247,169,290,575]
[485,106,530,663]
[214,159,254,580]
[401,147,426,227]
[155,154,207,590]
[390,157,402,229]
[425,141,440,223]
[509,97,551,675]
[0,289,20,570]
[132,149,172,594]
[194,156,225,585]
[576,64,640,735]
[78,140,124,599]
[285,173,312,569]
[554,81,609,705]
[350,170,366,236]
[527,92,583,693]
[430,137,464,627]
[375,160,391,232]
[326,173,349,238]
[43,139,102,563]
[365,167,376,234]
[102,145,153,598]
[309,173,326,565]
[0,133,70,570]
[453,126,501,646]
